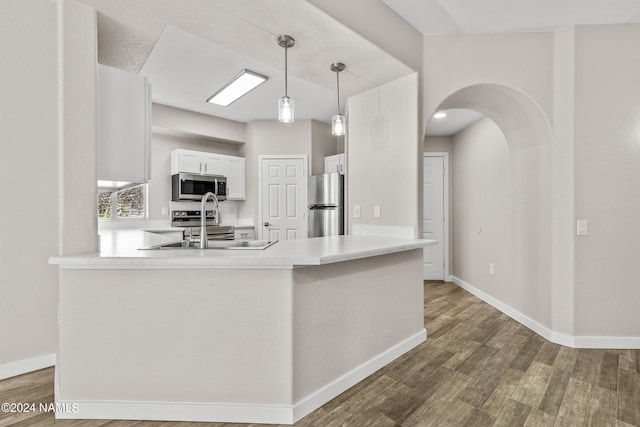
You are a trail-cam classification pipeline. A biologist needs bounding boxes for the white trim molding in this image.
[56,330,426,424]
[451,276,640,349]
[292,329,426,422]
[423,152,450,281]
[0,353,56,381]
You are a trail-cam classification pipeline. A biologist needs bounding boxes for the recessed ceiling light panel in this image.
[206,69,268,107]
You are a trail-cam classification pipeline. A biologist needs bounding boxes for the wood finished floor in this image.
[1,280,639,427]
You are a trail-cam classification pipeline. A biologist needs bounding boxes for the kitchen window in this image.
[98,184,147,220]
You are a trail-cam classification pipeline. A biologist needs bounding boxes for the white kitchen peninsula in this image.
[50,233,435,424]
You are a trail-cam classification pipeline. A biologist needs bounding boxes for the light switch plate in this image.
[354,205,361,218]
[161,207,169,216]
[577,220,588,236]
[374,205,381,218]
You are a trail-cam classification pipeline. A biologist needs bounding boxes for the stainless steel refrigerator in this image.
[308,173,344,237]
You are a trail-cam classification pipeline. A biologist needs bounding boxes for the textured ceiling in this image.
[138,26,338,123]
[382,0,640,35]
[75,0,414,123]
[77,0,413,95]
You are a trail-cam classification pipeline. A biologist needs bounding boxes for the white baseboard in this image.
[292,329,426,422]
[56,330,427,424]
[451,276,640,349]
[573,336,640,349]
[0,353,56,380]
[55,400,295,424]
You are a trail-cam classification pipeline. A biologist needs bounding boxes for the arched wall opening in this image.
[424,83,562,338]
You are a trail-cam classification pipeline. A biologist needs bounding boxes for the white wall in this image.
[422,32,554,128]
[311,121,339,175]
[573,24,640,337]
[347,73,420,236]
[550,26,576,336]
[0,0,97,377]
[451,119,515,309]
[152,103,245,144]
[307,0,423,72]
[59,0,99,256]
[0,0,59,375]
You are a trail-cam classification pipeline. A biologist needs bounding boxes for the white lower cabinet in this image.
[234,227,254,240]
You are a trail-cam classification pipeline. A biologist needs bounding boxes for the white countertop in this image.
[50,229,435,270]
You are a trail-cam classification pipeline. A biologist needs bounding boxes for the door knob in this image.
[264,222,270,227]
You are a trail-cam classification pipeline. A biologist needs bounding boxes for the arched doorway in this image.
[422,84,572,342]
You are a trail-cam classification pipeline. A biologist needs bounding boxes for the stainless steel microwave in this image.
[171,173,227,201]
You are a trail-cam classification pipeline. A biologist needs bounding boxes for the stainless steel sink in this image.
[140,240,277,250]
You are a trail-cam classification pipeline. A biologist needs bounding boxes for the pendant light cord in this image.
[284,46,288,98]
[336,69,340,115]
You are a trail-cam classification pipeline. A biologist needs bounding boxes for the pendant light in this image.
[330,62,346,136]
[277,35,295,123]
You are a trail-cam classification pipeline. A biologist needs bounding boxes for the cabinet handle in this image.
[199,163,202,173]
[205,163,208,173]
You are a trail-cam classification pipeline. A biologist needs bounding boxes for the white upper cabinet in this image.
[203,154,225,176]
[171,149,224,175]
[225,157,246,200]
[97,64,151,183]
[324,153,345,175]
[171,149,246,200]
[175,150,203,174]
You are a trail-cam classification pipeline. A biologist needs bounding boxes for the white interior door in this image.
[260,157,307,241]
[424,155,445,280]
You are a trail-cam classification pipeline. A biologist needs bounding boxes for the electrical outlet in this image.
[577,220,588,236]
[489,264,495,275]
[161,207,169,216]
[354,205,361,218]
[374,205,381,218]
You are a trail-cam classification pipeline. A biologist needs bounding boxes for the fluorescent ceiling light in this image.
[206,69,268,107]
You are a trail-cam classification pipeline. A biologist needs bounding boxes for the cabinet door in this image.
[338,153,345,175]
[324,155,340,174]
[97,64,150,183]
[203,154,225,176]
[225,157,246,200]
[178,151,203,174]
[234,227,254,240]
[324,154,345,175]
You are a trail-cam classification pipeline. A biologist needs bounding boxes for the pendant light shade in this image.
[277,35,295,123]
[332,114,345,136]
[278,96,294,123]
[330,62,346,136]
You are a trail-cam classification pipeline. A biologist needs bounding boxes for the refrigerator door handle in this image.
[309,205,338,210]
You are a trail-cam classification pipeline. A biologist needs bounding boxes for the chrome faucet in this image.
[199,192,220,249]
